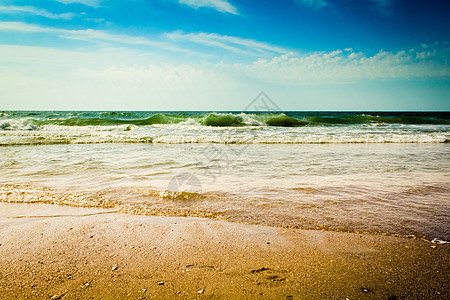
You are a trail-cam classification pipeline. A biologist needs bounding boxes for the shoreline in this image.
[0,203,448,299]
[2,183,449,242]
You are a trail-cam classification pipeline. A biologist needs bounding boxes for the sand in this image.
[0,203,448,299]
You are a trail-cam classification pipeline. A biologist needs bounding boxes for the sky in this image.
[0,0,449,110]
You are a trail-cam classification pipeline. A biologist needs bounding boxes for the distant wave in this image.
[1,111,449,130]
[1,111,448,145]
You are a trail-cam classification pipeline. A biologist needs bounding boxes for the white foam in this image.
[178,118,200,126]
[0,118,39,131]
[40,124,138,132]
[238,113,265,126]
[0,122,449,145]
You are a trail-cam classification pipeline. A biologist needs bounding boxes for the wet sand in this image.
[0,203,448,299]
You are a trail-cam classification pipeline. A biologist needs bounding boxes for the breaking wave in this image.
[1,111,448,145]
[1,111,448,130]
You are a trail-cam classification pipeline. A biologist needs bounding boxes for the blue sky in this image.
[0,0,449,110]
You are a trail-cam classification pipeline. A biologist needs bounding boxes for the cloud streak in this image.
[178,0,238,14]
[0,22,189,54]
[54,0,102,8]
[0,22,291,59]
[0,5,75,20]
[166,31,292,56]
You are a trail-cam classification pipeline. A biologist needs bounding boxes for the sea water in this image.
[0,111,449,240]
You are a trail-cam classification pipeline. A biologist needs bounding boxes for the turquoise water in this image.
[0,111,449,145]
[1,111,449,127]
[0,111,449,241]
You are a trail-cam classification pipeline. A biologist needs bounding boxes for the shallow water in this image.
[1,141,448,240]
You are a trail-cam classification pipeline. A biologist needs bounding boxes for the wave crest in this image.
[1,112,449,130]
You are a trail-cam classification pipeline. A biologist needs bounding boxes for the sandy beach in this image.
[2,0,450,298]
[0,203,448,300]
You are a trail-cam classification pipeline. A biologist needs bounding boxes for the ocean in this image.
[1,111,449,241]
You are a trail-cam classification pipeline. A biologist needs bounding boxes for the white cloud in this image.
[294,0,328,10]
[0,5,75,20]
[0,21,47,33]
[230,46,450,85]
[166,31,292,56]
[0,43,448,110]
[54,0,102,8]
[1,22,448,85]
[0,22,189,54]
[0,45,244,110]
[178,0,238,14]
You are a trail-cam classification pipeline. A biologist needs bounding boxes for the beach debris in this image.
[251,267,269,273]
[157,281,165,285]
[266,275,285,281]
[51,294,63,300]
[112,265,118,271]
[362,288,370,293]
[431,238,449,245]
[198,289,204,294]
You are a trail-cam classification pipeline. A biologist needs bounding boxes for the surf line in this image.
[0,210,118,219]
